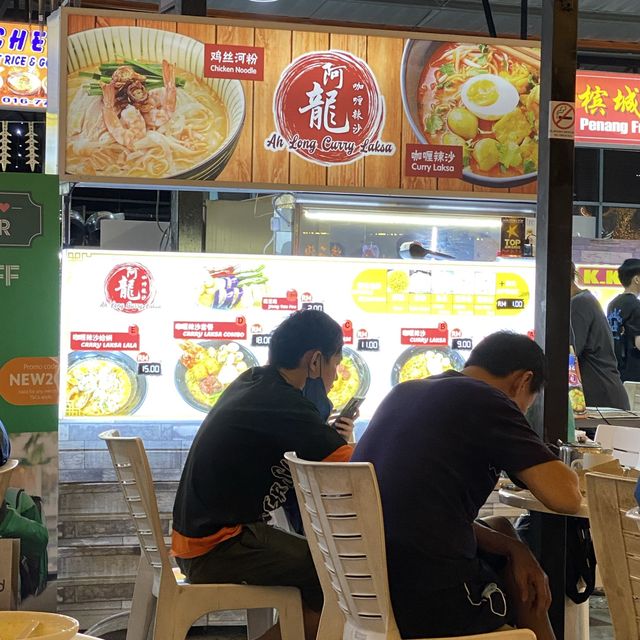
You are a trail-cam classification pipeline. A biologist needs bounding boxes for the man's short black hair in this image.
[618,258,640,287]
[269,310,343,370]
[466,331,546,393]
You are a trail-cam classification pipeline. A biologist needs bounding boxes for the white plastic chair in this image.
[284,451,535,640]
[99,430,304,640]
[0,458,18,506]
[586,472,640,640]
[625,506,640,531]
[623,381,640,411]
[594,423,640,468]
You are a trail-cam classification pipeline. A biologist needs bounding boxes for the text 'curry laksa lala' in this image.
[67,59,228,178]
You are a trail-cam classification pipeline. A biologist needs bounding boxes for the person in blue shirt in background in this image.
[0,419,10,466]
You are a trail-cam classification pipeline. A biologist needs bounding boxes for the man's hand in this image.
[331,416,356,443]
[473,519,551,617]
[506,540,552,615]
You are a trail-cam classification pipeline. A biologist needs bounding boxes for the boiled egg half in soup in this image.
[460,74,519,121]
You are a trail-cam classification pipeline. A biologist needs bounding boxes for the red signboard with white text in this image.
[575,70,640,147]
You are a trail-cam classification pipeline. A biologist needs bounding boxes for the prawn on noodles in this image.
[66,58,229,178]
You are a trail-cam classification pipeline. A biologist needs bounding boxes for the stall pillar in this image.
[166,0,207,252]
[171,191,205,253]
[534,0,579,638]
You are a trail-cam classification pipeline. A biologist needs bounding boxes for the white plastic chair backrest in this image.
[586,472,640,640]
[594,423,640,468]
[626,506,640,533]
[623,381,640,412]
[0,458,18,505]
[285,451,401,640]
[99,430,171,587]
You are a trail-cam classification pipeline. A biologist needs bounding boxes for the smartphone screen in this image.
[337,396,365,421]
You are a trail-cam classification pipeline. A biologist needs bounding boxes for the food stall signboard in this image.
[0,22,47,111]
[575,70,640,147]
[47,8,540,198]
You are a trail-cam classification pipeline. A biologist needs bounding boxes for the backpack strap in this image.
[565,517,596,604]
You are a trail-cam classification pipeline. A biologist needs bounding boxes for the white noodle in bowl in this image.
[65,26,245,181]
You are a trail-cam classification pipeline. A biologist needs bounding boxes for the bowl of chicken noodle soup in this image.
[65,26,245,180]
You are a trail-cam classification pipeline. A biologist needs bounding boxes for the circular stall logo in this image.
[105,263,155,314]
[268,50,395,165]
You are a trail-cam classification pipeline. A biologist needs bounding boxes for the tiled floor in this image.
[589,595,614,640]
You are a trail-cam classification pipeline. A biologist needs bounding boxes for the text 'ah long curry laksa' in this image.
[67,59,228,178]
[418,43,540,179]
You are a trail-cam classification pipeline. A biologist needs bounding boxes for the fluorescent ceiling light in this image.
[424,203,536,214]
[249,0,278,3]
[303,210,502,229]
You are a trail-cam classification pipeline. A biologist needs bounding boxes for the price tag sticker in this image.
[496,298,525,310]
[451,338,473,351]
[357,338,380,352]
[137,362,162,376]
[251,334,272,347]
[301,302,324,312]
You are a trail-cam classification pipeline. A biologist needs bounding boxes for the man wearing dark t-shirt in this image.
[172,310,354,640]
[570,263,629,408]
[353,332,581,640]
[607,258,640,382]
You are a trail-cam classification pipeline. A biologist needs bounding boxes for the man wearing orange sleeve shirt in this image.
[172,310,353,640]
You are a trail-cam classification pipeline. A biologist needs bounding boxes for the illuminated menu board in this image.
[59,251,535,423]
[0,22,47,111]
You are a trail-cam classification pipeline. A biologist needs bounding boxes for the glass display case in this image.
[294,196,536,262]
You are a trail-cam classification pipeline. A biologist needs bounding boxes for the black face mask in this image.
[302,360,333,423]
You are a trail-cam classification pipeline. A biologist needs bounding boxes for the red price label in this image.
[400,326,449,346]
[261,294,299,311]
[70,330,140,351]
[173,320,247,341]
[204,44,264,81]
[342,320,354,345]
[405,144,463,178]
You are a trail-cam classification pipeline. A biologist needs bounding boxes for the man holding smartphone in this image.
[172,310,355,640]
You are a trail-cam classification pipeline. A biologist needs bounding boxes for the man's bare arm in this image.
[515,460,582,514]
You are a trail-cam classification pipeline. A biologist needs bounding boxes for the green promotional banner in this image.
[0,173,60,433]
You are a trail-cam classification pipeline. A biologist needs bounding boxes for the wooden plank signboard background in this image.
[58,10,539,197]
